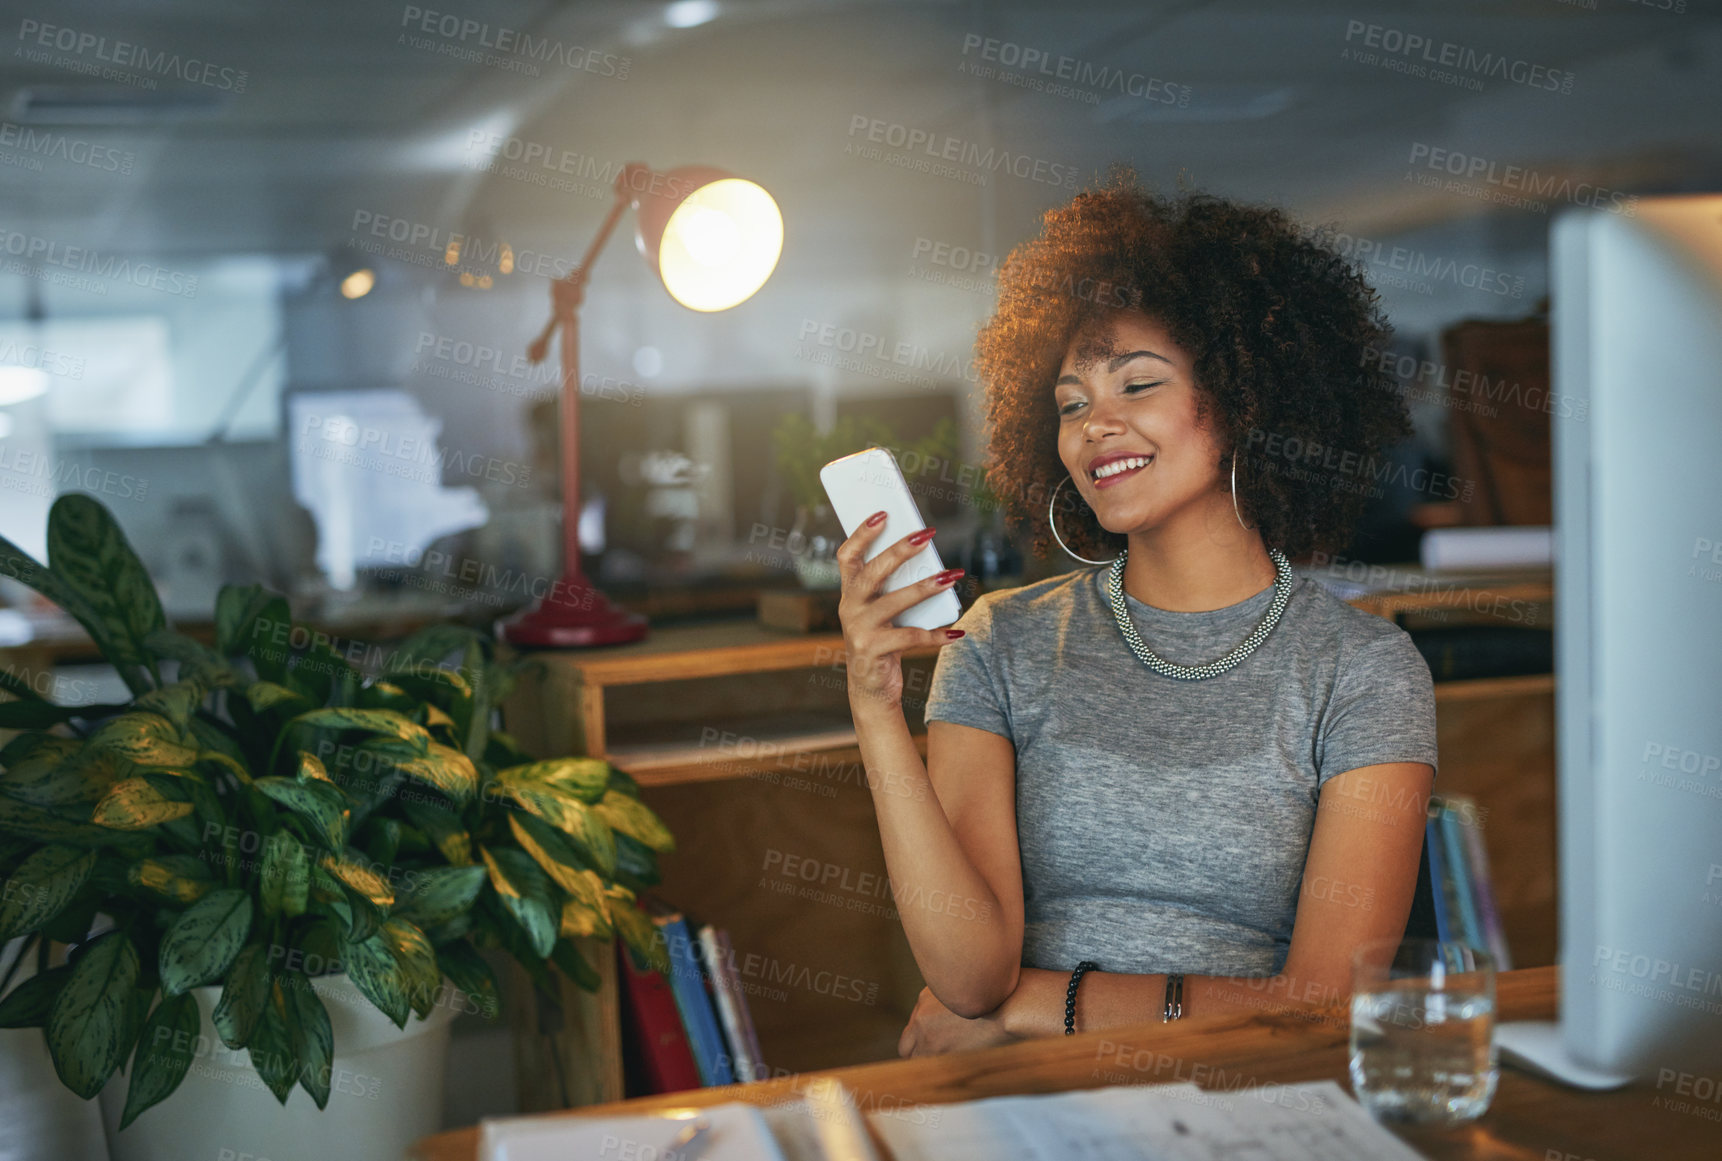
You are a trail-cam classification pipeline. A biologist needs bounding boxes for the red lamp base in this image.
[496,573,649,647]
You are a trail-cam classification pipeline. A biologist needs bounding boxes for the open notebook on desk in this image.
[480,1077,1423,1161]
[868,1080,1423,1161]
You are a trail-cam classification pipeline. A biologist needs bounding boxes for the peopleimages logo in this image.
[957,34,1191,108]
[0,228,198,297]
[1342,20,1573,94]
[15,19,248,92]
[845,115,1078,190]
[398,6,630,79]
[1407,144,1637,216]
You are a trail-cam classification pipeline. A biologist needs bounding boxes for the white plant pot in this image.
[98,972,460,1161]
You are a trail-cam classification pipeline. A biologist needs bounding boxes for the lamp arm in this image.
[525,174,639,364]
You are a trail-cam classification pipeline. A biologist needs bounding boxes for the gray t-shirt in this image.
[922,565,1438,978]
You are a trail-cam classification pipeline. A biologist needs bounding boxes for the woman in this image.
[835,170,1437,1057]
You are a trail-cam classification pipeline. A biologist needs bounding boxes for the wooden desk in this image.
[411,966,1710,1161]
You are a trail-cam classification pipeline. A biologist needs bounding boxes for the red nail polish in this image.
[909,527,936,545]
[944,629,965,639]
[866,511,887,527]
[934,568,964,585]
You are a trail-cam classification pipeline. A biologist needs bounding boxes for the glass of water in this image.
[1349,938,1498,1126]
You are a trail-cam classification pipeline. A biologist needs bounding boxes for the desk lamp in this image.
[500,162,783,646]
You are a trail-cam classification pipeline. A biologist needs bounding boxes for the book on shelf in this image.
[716,926,767,1078]
[699,923,760,1083]
[616,937,702,1095]
[638,897,735,1087]
[631,895,774,1091]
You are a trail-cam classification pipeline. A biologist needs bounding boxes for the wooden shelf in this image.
[1433,672,1554,702]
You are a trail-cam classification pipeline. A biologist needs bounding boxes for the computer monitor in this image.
[1500,195,1722,1087]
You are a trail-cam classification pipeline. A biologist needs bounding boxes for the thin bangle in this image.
[1065,961,1099,1035]
[1163,972,1184,1022]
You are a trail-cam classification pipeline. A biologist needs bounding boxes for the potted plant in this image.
[0,493,675,1161]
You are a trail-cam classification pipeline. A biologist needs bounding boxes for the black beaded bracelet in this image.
[1064,960,1099,1035]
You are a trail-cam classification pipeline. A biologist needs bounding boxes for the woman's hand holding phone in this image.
[835,510,966,714]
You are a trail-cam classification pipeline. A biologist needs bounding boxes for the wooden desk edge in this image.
[413,967,1564,1161]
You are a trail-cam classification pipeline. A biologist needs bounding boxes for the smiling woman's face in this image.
[1053,310,1228,540]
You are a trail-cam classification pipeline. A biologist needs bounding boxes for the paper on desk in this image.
[479,1083,882,1161]
[866,1080,1427,1161]
[479,1101,785,1161]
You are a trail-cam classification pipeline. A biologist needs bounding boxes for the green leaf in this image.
[0,964,69,1028]
[212,943,272,1049]
[0,735,99,807]
[244,596,293,684]
[126,855,213,905]
[384,625,483,676]
[497,781,616,876]
[0,793,148,850]
[608,889,669,975]
[134,680,205,732]
[612,833,663,892]
[47,493,166,690]
[158,888,253,996]
[0,845,96,942]
[254,778,348,852]
[480,846,557,958]
[144,627,242,689]
[319,852,394,907]
[551,939,603,992]
[393,865,487,930]
[607,763,646,800]
[87,712,199,769]
[195,749,253,788]
[0,700,119,730]
[313,869,385,944]
[387,918,442,1019]
[0,529,144,691]
[189,713,249,768]
[342,916,413,1019]
[378,740,478,805]
[248,982,298,1104]
[46,929,140,1098]
[289,707,430,751]
[401,801,471,865]
[215,583,275,657]
[592,789,675,853]
[119,991,200,1129]
[386,665,474,711]
[282,972,333,1108]
[506,815,613,942]
[91,777,194,830]
[435,942,500,1019]
[496,758,611,804]
[260,832,310,918]
[458,639,490,762]
[246,681,309,714]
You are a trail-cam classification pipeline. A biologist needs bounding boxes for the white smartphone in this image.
[819,446,962,630]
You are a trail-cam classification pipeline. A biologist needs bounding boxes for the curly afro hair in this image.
[973,166,1412,562]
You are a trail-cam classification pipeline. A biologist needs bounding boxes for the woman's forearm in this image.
[850,695,1019,1016]
[992,967,1349,1039]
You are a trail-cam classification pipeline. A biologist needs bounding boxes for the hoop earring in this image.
[1048,475,1119,565]
[1231,449,1256,532]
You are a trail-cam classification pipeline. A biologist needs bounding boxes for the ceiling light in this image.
[665,1,718,29]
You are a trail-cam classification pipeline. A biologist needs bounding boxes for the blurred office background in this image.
[0,0,1720,1134]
